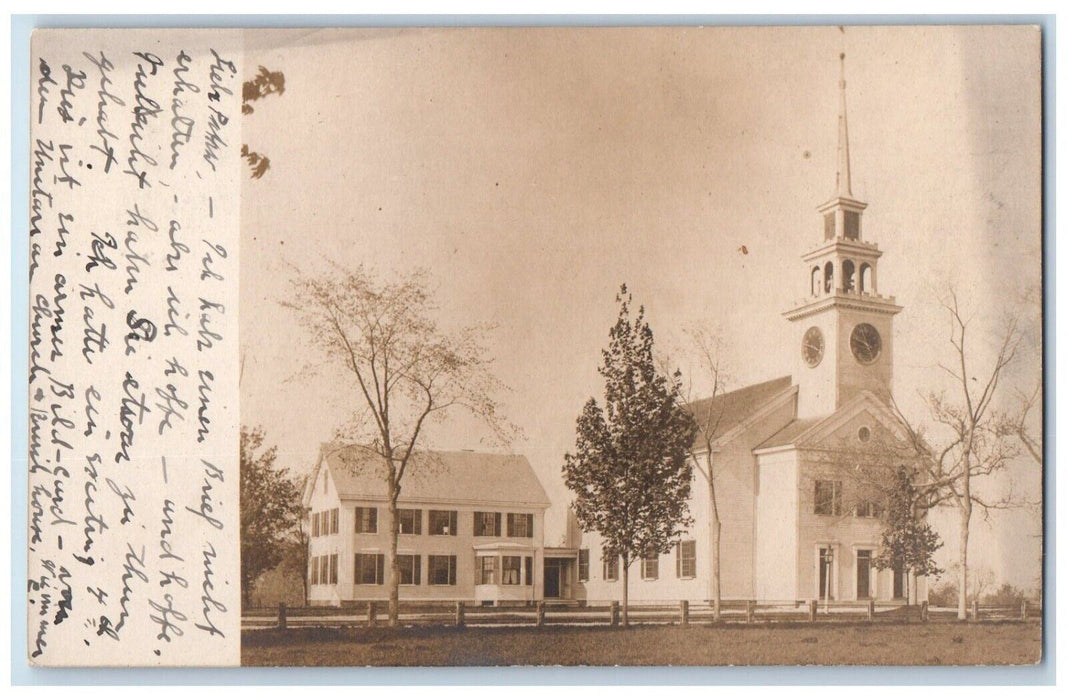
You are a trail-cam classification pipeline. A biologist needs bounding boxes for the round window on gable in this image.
[858,426,871,443]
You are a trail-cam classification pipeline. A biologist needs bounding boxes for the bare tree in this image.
[286,263,512,626]
[890,291,1024,620]
[665,328,730,621]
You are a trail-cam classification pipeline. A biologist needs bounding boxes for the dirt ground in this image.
[242,619,1042,667]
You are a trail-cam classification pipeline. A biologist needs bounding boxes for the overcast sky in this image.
[240,26,1043,590]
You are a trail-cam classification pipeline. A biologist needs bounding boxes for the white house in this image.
[304,444,551,606]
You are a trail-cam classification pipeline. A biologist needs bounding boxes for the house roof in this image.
[755,417,826,450]
[315,444,551,508]
[685,375,794,445]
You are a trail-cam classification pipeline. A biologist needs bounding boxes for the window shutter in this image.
[525,556,533,585]
[312,512,319,538]
[495,512,502,536]
[414,555,421,585]
[449,555,457,585]
[676,545,681,578]
[330,553,338,584]
[526,514,534,536]
[451,511,458,536]
[415,509,422,535]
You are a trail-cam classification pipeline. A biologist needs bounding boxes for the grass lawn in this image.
[242,620,1041,666]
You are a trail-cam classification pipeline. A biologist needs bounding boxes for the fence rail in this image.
[243,598,1041,630]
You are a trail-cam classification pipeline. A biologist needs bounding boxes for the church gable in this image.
[792,391,906,453]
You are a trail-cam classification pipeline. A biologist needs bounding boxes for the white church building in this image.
[564,54,926,606]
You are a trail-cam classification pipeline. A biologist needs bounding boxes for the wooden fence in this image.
[244,598,1040,630]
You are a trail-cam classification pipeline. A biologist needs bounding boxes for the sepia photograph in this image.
[232,25,1044,667]
[18,15,1049,677]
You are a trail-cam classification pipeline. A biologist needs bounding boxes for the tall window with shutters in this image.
[429,554,458,585]
[429,510,458,536]
[354,552,385,585]
[397,554,421,585]
[398,508,422,535]
[641,554,659,580]
[507,513,534,538]
[676,540,696,579]
[477,555,497,585]
[474,511,501,537]
[355,506,378,534]
[577,549,590,582]
[602,551,619,581]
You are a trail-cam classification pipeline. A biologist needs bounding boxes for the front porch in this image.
[543,547,579,601]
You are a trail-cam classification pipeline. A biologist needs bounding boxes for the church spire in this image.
[836,52,852,197]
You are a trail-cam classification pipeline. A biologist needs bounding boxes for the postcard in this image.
[25,24,1043,668]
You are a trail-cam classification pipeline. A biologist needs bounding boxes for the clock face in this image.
[802,326,824,367]
[850,323,882,364]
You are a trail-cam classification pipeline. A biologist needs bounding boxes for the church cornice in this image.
[816,195,868,214]
[802,237,883,262]
[782,292,902,321]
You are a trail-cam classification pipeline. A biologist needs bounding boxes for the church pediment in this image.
[754,390,907,455]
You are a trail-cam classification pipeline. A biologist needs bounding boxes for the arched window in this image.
[824,261,834,294]
[842,259,856,293]
[860,263,873,294]
[811,266,822,297]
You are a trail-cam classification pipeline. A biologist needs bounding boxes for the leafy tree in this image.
[563,286,698,626]
[240,425,303,608]
[872,466,944,600]
[286,263,511,626]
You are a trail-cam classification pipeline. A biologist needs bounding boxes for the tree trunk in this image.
[708,466,722,621]
[622,556,630,628]
[387,484,400,627]
[957,507,971,621]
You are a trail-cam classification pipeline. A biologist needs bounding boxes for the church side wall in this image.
[714,396,798,599]
[754,449,798,600]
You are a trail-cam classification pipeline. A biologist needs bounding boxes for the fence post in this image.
[680,600,689,627]
[610,601,620,626]
[745,600,755,624]
[920,600,929,622]
[1021,599,1028,621]
[536,601,545,627]
[278,602,287,630]
[808,599,817,622]
[867,599,875,622]
[971,600,979,622]
[455,601,465,627]
[367,601,376,627]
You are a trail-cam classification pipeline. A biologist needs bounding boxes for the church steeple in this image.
[836,53,852,198]
[783,52,902,419]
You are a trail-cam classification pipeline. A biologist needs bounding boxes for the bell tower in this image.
[784,54,902,419]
